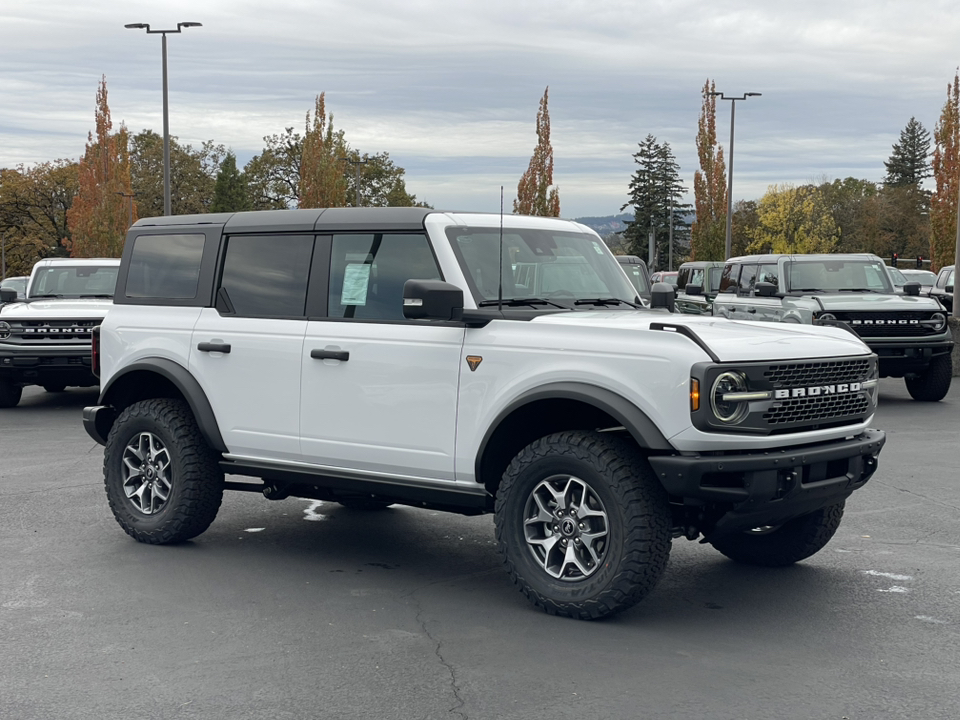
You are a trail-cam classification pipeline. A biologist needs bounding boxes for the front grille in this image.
[763,393,871,426]
[764,357,872,387]
[5,319,100,344]
[833,312,940,337]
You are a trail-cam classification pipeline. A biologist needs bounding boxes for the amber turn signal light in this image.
[690,378,700,411]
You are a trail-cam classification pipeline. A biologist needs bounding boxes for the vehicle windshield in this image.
[446,226,639,307]
[887,266,907,286]
[902,270,936,286]
[0,277,28,299]
[28,264,119,299]
[784,259,894,293]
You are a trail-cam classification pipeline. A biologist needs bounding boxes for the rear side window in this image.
[126,234,205,299]
[718,264,740,292]
[218,235,314,317]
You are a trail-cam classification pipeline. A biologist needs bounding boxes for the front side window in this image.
[738,265,758,295]
[446,227,637,305]
[686,268,705,289]
[757,263,779,287]
[218,235,313,317]
[126,233,204,299]
[328,233,441,320]
[784,259,894,293]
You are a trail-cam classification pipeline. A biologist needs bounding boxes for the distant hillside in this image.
[572,214,632,235]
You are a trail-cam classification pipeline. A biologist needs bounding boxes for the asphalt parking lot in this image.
[1,379,958,720]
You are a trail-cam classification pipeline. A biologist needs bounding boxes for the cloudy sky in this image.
[2,0,958,217]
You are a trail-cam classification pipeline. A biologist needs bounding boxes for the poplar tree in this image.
[298,93,348,209]
[931,70,960,272]
[514,87,560,217]
[692,80,727,261]
[66,77,134,257]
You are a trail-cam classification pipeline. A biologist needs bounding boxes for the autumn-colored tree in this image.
[746,184,839,254]
[66,77,134,257]
[931,70,960,272]
[0,160,79,274]
[299,93,348,209]
[692,80,727,261]
[514,87,560,217]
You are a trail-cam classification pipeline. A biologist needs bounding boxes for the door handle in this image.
[311,349,349,361]
[197,342,231,353]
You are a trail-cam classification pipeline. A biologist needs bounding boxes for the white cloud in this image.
[1,0,958,215]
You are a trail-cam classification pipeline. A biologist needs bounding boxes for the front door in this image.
[299,232,464,481]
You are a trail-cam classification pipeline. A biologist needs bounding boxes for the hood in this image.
[808,293,943,311]
[0,298,113,318]
[532,311,870,363]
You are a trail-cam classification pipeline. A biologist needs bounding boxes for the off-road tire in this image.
[43,384,67,393]
[104,398,224,544]
[494,430,672,620]
[0,380,22,408]
[708,503,845,567]
[905,354,952,402]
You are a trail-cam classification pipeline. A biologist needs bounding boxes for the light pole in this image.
[708,91,761,259]
[342,157,369,207]
[125,21,202,216]
[116,192,135,228]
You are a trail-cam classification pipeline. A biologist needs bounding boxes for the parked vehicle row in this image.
[0,258,120,407]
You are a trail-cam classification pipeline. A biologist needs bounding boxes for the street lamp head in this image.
[745,92,762,97]
[178,22,202,28]
[124,23,149,29]
[707,91,722,97]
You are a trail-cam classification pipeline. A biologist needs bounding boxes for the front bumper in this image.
[866,335,953,376]
[0,345,96,385]
[648,428,885,538]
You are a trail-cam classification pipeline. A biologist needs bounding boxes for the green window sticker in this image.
[341,264,371,306]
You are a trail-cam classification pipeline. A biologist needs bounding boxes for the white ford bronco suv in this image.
[0,257,120,407]
[84,209,886,619]
[711,253,952,402]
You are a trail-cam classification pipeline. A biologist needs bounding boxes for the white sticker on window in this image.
[341,264,371,306]
[592,241,604,255]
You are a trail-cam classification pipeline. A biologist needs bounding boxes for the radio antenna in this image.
[498,186,504,313]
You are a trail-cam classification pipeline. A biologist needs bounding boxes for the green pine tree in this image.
[621,135,691,269]
[884,117,932,187]
[210,152,250,213]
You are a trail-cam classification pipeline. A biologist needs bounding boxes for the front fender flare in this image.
[99,357,227,453]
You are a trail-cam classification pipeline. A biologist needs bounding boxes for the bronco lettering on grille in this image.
[774,382,862,399]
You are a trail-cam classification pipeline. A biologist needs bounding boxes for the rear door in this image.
[190,234,316,461]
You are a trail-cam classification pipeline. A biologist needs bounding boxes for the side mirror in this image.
[903,281,921,296]
[946,284,954,293]
[684,284,702,296]
[755,281,778,297]
[403,279,464,321]
[650,282,676,313]
[0,288,18,304]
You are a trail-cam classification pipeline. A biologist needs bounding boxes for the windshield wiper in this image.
[837,288,881,293]
[31,293,64,298]
[574,297,643,308]
[788,288,823,293]
[478,297,572,310]
[79,294,114,298]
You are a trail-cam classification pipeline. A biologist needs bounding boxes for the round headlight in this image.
[818,312,837,323]
[931,312,946,332]
[711,371,750,424]
[0,321,10,339]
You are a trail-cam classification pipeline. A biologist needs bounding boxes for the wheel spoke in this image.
[561,541,592,577]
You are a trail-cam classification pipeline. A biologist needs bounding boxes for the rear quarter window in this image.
[126,234,205,299]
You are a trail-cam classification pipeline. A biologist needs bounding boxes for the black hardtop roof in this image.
[725,252,882,264]
[130,207,434,234]
[615,255,646,265]
[678,260,725,268]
